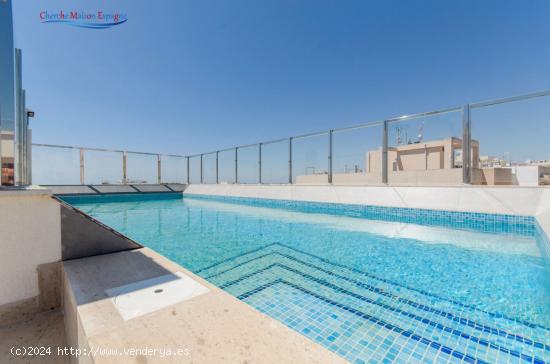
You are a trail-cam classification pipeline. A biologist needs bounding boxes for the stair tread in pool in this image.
[200,243,550,336]
[222,261,548,363]
[197,243,549,364]
[241,279,486,364]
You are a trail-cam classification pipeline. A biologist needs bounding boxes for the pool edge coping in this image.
[62,247,347,364]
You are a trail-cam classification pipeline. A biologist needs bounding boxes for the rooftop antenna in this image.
[396,127,402,145]
[417,123,424,143]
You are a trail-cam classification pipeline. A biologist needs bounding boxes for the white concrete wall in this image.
[184,184,550,238]
[513,166,541,186]
[0,188,61,306]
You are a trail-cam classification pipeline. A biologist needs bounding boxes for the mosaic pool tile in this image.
[68,194,550,363]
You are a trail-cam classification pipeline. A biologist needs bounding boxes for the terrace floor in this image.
[0,309,69,363]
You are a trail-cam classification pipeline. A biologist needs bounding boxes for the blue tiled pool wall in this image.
[59,192,182,205]
[535,222,550,261]
[182,193,536,237]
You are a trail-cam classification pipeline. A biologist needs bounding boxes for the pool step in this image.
[200,243,549,364]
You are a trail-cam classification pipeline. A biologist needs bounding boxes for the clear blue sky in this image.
[12,0,550,160]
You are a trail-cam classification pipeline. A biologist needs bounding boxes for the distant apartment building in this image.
[525,159,550,167]
[479,155,510,168]
[295,136,550,186]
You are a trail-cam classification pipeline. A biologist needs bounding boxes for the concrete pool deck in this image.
[63,247,346,364]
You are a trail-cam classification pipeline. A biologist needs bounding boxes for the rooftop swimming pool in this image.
[63,193,550,364]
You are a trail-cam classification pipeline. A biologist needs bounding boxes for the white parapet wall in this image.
[0,187,61,312]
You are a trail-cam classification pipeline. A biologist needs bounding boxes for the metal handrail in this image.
[31,88,550,186]
[32,143,186,158]
[470,89,550,109]
[385,106,461,123]
[188,89,549,157]
[33,89,550,160]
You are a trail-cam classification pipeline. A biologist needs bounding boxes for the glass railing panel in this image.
[332,124,383,185]
[292,133,329,184]
[84,150,123,185]
[218,149,236,184]
[471,94,550,186]
[261,139,289,184]
[160,155,187,184]
[202,153,217,184]
[188,155,201,184]
[127,152,157,184]
[387,110,462,186]
[32,145,80,185]
[237,145,259,184]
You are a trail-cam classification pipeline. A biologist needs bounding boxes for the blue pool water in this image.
[64,193,550,364]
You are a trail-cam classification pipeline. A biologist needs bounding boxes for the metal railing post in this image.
[258,143,262,184]
[235,147,238,184]
[79,148,85,185]
[157,154,162,184]
[200,154,203,184]
[288,137,293,184]
[462,104,472,184]
[14,49,23,185]
[186,156,190,184]
[382,120,388,184]
[122,151,127,184]
[215,151,219,184]
[20,92,29,184]
[328,130,333,184]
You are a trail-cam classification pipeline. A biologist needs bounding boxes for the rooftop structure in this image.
[1,1,550,363]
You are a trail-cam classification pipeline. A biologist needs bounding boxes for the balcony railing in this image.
[32,89,550,187]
